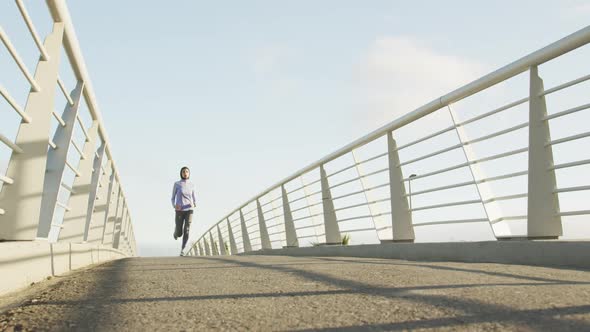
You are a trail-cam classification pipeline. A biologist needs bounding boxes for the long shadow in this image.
[14,256,590,330]
[295,305,590,331]
[312,257,588,284]
[196,256,590,330]
[24,256,590,330]
[19,258,131,330]
[34,280,589,306]
[91,260,343,273]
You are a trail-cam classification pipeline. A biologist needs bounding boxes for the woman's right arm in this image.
[171,183,177,208]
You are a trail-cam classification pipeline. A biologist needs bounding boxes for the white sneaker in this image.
[179,250,184,257]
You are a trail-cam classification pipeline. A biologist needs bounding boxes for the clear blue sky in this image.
[1,1,589,255]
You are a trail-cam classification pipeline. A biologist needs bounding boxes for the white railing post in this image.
[84,141,106,241]
[59,121,99,242]
[123,214,131,249]
[281,185,299,247]
[0,22,64,240]
[239,210,252,252]
[102,181,120,246]
[37,81,85,238]
[387,132,415,242]
[99,161,115,243]
[226,217,238,254]
[527,65,562,239]
[217,224,227,255]
[256,199,272,249]
[209,231,218,255]
[112,200,126,249]
[204,239,211,256]
[198,242,204,256]
[88,159,111,244]
[320,165,341,245]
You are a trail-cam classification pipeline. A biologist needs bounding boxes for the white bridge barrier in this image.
[191,25,590,257]
[0,0,136,293]
[0,241,128,296]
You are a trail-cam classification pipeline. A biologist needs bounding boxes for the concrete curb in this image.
[0,241,129,296]
[243,241,590,270]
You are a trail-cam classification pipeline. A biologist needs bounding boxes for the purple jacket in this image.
[171,180,196,211]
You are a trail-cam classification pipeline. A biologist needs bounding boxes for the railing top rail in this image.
[199,25,590,238]
[45,0,126,196]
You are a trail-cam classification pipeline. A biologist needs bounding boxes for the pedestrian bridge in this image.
[1,1,590,330]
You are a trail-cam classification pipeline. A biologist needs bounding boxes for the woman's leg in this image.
[174,211,183,239]
[181,211,193,250]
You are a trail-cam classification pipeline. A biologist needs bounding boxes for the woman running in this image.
[171,166,196,256]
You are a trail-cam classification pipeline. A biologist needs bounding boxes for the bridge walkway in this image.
[1,256,589,331]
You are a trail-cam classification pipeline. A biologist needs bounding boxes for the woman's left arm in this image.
[192,187,197,208]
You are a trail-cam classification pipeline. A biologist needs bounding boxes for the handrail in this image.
[46,0,128,201]
[0,0,136,255]
[202,25,590,234]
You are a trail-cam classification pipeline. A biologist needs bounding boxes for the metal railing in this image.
[0,0,136,255]
[189,25,590,257]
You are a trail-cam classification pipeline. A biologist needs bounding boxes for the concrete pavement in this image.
[1,255,589,331]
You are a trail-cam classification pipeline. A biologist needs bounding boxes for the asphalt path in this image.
[1,255,590,331]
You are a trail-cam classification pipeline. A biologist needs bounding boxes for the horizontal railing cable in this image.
[546,131,590,146]
[333,197,391,212]
[292,213,322,222]
[0,133,24,153]
[0,85,31,123]
[554,185,590,193]
[337,213,385,223]
[0,174,14,184]
[290,201,322,213]
[76,115,90,141]
[544,103,590,121]
[411,199,482,212]
[289,189,322,205]
[456,97,529,127]
[286,178,321,195]
[57,77,74,105]
[483,193,527,203]
[0,26,40,91]
[557,210,590,217]
[15,0,49,60]
[330,167,389,190]
[549,159,590,170]
[52,110,66,127]
[403,147,528,181]
[295,224,321,231]
[339,227,377,233]
[491,215,527,224]
[327,152,388,178]
[70,140,85,159]
[414,218,489,227]
[332,182,389,201]
[540,73,590,97]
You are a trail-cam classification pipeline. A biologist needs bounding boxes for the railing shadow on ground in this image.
[18,256,590,330]
[311,257,590,281]
[195,256,590,330]
[19,258,131,330]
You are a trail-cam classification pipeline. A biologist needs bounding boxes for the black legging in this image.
[175,210,192,250]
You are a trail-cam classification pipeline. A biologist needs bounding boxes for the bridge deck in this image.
[1,256,589,331]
